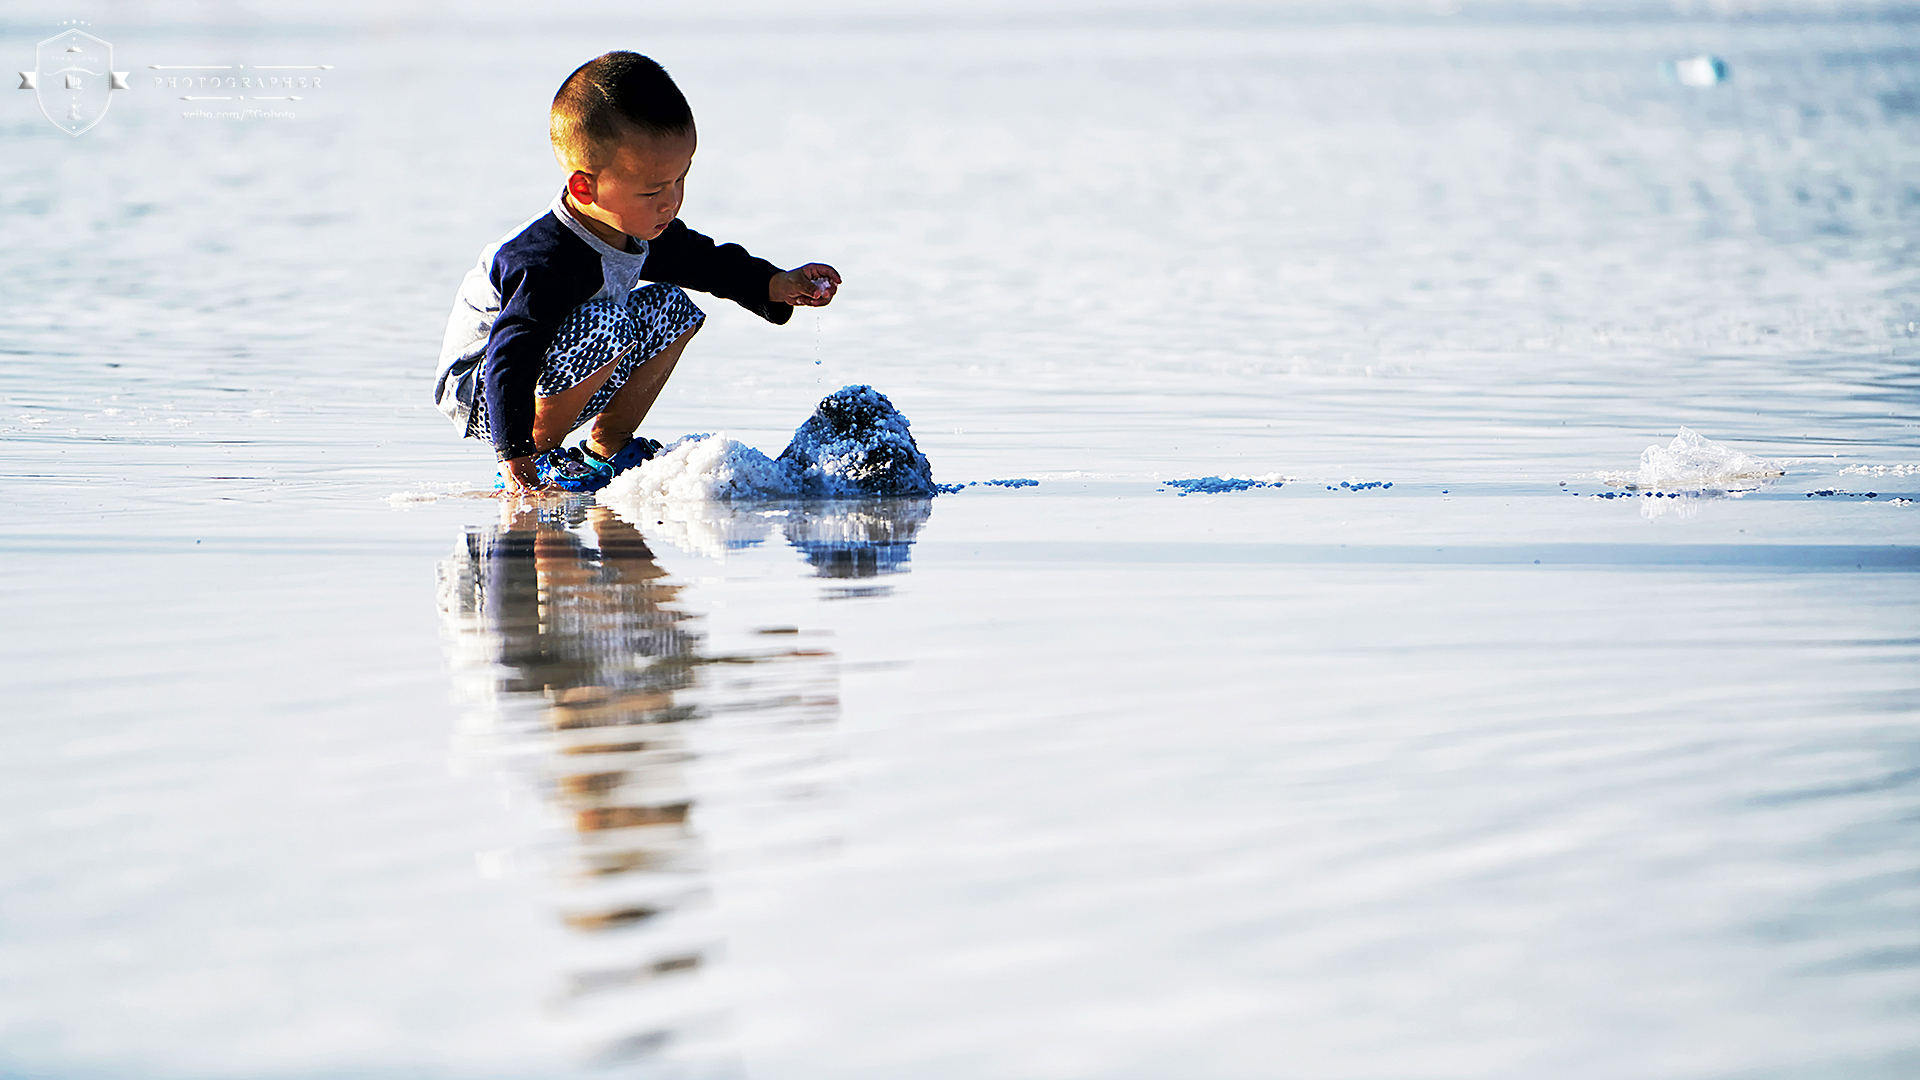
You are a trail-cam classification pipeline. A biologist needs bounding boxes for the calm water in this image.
[2,3,1917,1077]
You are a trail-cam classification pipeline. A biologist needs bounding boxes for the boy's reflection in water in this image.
[436,497,929,1063]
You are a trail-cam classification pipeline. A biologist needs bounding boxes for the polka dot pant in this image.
[468,283,705,441]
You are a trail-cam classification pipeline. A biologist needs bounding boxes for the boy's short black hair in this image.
[551,52,694,168]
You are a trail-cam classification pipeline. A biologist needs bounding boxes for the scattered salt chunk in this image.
[1634,427,1782,490]
[1163,477,1282,496]
[1666,55,1728,87]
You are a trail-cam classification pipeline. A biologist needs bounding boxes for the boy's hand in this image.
[771,264,841,307]
[499,454,547,496]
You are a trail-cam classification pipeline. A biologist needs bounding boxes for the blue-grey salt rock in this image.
[778,385,938,497]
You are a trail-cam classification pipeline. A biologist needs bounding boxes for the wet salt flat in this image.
[2,2,1918,1077]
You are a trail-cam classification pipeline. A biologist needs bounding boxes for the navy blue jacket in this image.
[436,191,789,460]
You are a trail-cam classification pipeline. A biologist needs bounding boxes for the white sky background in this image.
[1,0,1916,32]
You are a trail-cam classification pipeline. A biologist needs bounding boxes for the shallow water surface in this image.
[1,3,1917,1078]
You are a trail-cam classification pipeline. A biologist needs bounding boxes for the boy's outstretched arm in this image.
[771,264,841,307]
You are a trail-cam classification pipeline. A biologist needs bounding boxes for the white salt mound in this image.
[603,434,798,503]
[1637,427,1783,489]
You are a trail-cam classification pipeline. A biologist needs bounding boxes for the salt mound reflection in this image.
[603,493,933,580]
[784,498,932,579]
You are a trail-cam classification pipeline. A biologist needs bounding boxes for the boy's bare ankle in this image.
[586,432,631,459]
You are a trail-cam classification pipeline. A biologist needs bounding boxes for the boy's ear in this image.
[566,170,597,206]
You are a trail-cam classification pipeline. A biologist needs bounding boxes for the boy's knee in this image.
[629,282,703,321]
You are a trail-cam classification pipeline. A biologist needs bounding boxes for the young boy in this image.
[435,51,839,494]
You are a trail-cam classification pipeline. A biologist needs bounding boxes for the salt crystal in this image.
[1635,427,1782,490]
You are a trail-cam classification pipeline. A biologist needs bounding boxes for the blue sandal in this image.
[580,436,662,476]
[493,446,613,493]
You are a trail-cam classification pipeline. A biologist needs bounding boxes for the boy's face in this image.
[568,128,696,242]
